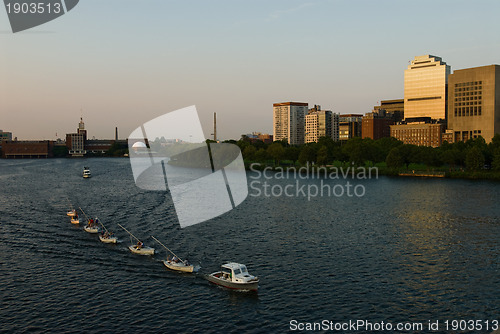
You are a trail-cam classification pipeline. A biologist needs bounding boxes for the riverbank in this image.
[245,161,500,181]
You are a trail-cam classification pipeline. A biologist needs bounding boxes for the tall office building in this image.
[447,65,500,143]
[273,102,308,145]
[404,55,450,120]
[305,105,332,143]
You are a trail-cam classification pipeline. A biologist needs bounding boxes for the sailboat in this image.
[98,220,118,244]
[118,224,154,255]
[151,236,198,273]
[66,200,79,223]
[80,207,101,234]
[70,215,80,224]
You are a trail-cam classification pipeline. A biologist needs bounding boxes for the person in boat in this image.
[95,218,99,225]
[172,256,178,263]
[136,241,143,249]
[183,258,190,266]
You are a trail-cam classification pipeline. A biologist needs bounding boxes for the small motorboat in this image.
[128,244,155,255]
[207,263,259,291]
[67,209,77,217]
[83,166,91,178]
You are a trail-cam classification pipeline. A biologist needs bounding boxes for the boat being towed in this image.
[151,236,198,273]
[118,224,155,255]
[79,208,101,234]
[207,263,259,291]
[98,220,117,244]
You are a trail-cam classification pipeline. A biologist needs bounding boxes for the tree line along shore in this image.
[229,135,500,180]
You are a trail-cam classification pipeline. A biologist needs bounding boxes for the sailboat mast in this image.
[117,224,142,243]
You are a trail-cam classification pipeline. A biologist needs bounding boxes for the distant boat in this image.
[67,209,77,217]
[118,224,155,255]
[83,166,91,178]
[207,263,259,291]
[152,236,198,273]
[70,216,80,224]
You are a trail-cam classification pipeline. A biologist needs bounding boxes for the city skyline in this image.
[2,0,500,140]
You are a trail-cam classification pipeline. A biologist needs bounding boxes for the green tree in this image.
[242,145,257,161]
[441,149,460,169]
[254,148,269,162]
[492,148,500,171]
[316,146,328,166]
[386,147,404,169]
[267,142,285,166]
[285,146,300,166]
[298,145,316,165]
[465,146,485,171]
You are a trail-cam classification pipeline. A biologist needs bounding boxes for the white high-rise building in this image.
[273,102,308,145]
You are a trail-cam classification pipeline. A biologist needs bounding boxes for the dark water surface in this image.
[0,159,498,333]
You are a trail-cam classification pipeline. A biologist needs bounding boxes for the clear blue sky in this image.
[1,0,500,140]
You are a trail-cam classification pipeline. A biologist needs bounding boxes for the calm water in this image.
[0,158,498,333]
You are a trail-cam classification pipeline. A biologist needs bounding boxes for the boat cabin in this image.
[220,263,255,283]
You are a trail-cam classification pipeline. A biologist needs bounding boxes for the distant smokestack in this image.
[115,127,118,141]
[213,112,217,142]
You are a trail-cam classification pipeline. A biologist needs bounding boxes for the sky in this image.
[1,0,500,141]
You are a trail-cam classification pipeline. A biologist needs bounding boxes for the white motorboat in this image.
[151,236,198,273]
[83,166,91,178]
[207,263,259,291]
[128,244,155,255]
[119,224,155,255]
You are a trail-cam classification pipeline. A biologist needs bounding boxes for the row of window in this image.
[456,91,482,97]
[455,101,482,107]
[455,95,482,101]
[455,81,482,88]
[454,106,482,117]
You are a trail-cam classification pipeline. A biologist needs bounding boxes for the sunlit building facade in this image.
[404,55,450,120]
[447,64,500,143]
[273,102,308,145]
[305,105,332,143]
[391,122,444,148]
